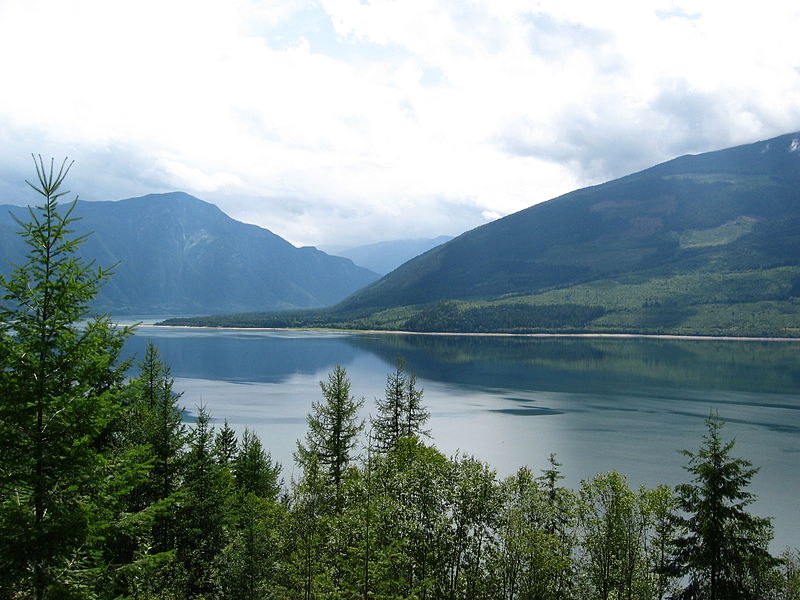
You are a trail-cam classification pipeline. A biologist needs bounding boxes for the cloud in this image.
[0,0,798,247]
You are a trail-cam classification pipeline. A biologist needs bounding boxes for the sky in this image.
[0,0,799,249]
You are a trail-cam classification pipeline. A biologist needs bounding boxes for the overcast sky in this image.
[0,0,798,248]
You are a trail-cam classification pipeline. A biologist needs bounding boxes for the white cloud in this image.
[0,0,798,247]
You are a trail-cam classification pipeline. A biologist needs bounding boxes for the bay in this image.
[122,325,800,550]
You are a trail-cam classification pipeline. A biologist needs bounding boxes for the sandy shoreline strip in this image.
[135,323,800,342]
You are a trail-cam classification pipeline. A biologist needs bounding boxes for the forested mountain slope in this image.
[344,132,800,309]
[166,132,800,336]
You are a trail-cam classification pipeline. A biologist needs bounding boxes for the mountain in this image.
[0,192,379,315]
[164,132,800,337]
[329,235,454,275]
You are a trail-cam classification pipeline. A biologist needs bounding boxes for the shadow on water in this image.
[123,327,359,384]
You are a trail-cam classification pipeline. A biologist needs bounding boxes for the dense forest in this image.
[2,160,800,600]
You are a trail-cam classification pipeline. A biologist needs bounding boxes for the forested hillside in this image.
[169,132,800,336]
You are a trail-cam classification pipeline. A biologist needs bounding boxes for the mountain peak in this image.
[0,192,379,315]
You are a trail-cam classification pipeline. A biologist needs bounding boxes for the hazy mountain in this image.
[166,132,800,337]
[328,235,454,275]
[0,192,379,315]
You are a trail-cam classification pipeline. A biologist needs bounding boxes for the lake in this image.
[122,324,800,550]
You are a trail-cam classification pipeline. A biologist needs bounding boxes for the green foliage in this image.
[777,548,800,600]
[296,365,364,513]
[371,359,430,453]
[490,465,576,600]
[0,157,134,599]
[0,159,793,600]
[124,341,187,553]
[577,472,657,600]
[667,414,779,600]
[215,492,284,600]
[176,405,233,598]
[234,429,282,501]
[215,419,239,466]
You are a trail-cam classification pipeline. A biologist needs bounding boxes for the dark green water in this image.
[124,326,800,550]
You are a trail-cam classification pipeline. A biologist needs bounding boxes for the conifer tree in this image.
[371,359,429,453]
[667,415,778,600]
[296,365,364,513]
[126,340,187,553]
[215,419,239,466]
[0,157,133,599]
[177,405,232,598]
[234,428,282,500]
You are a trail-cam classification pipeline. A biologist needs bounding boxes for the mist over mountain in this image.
[0,192,379,315]
[327,235,454,275]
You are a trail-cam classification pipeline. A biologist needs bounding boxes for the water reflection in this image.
[122,327,800,550]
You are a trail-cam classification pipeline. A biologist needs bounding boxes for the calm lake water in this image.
[122,325,800,550]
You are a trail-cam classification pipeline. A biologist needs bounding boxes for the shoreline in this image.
[136,323,800,342]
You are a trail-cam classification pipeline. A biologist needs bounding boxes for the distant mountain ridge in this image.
[329,235,454,274]
[164,132,800,337]
[0,192,379,315]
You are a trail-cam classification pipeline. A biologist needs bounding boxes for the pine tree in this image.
[234,428,282,500]
[177,405,232,598]
[667,415,778,600]
[125,341,187,554]
[215,419,239,466]
[0,157,133,599]
[371,359,430,453]
[296,365,364,513]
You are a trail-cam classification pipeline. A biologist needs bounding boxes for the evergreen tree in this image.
[216,491,283,600]
[667,415,778,600]
[0,157,134,599]
[285,453,333,600]
[234,428,282,500]
[296,365,364,513]
[176,405,232,598]
[215,419,239,466]
[371,359,430,453]
[124,340,187,554]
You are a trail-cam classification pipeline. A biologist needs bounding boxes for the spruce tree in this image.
[0,157,133,599]
[234,428,282,500]
[371,359,429,453]
[296,365,364,513]
[177,406,232,598]
[126,340,187,554]
[668,415,778,600]
[215,419,239,466]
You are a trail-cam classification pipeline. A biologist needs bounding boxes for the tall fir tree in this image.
[0,157,134,599]
[234,428,282,500]
[176,405,232,598]
[296,365,364,513]
[126,340,187,554]
[215,419,239,466]
[371,359,429,453]
[667,415,778,600]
